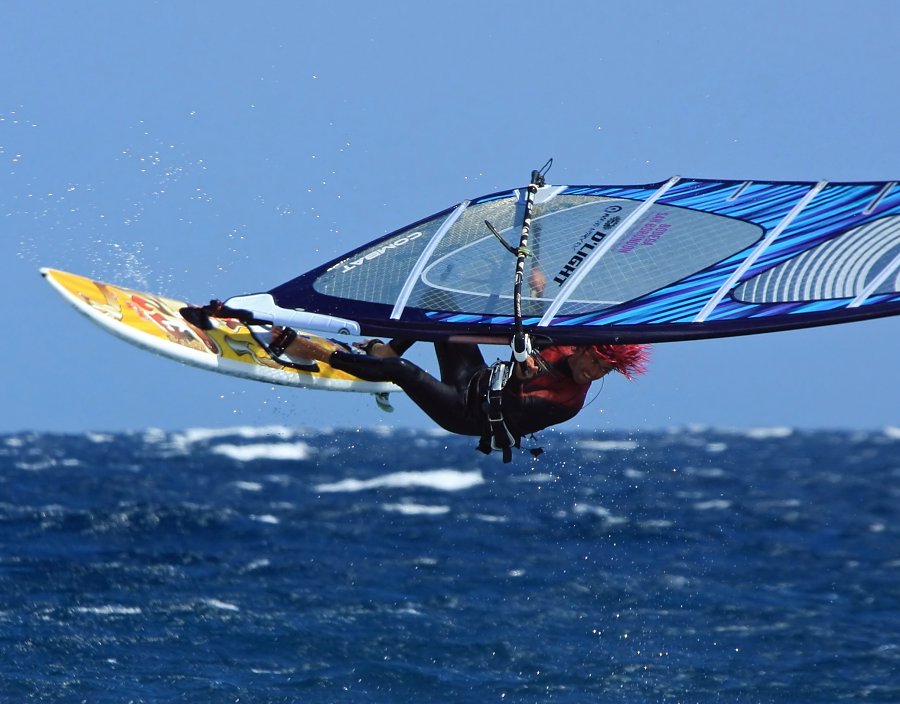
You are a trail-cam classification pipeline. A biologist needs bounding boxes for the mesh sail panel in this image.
[311,196,522,311]
[407,196,761,319]
[312,194,761,319]
[311,211,451,305]
[545,201,761,317]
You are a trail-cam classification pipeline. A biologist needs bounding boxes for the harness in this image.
[476,360,519,463]
[476,344,585,461]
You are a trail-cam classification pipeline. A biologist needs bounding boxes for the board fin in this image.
[374,392,394,413]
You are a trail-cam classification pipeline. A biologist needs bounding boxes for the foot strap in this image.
[268,327,298,356]
[180,299,265,330]
[360,338,385,355]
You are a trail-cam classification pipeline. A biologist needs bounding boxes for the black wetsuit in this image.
[328,342,591,440]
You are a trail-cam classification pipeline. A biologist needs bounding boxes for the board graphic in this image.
[41,268,399,398]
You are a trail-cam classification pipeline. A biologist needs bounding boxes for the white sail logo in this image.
[338,231,424,274]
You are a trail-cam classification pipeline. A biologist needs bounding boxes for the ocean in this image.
[1,426,898,703]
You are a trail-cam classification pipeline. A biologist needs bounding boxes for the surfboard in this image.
[40,268,400,402]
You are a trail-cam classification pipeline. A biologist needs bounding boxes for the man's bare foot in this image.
[288,335,334,362]
[352,339,399,358]
[270,327,333,362]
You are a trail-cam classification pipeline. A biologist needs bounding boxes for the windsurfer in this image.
[271,329,648,460]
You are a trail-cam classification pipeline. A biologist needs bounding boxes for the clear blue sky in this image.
[3,1,898,433]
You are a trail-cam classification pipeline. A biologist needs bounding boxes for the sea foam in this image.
[184,426,297,443]
[212,442,314,462]
[578,439,639,451]
[382,503,451,516]
[315,469,484,493]
[744,427,794,439]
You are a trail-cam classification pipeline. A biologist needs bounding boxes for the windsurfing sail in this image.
[257,176,900,344]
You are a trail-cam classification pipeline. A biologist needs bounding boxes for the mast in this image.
[511,159,551,361]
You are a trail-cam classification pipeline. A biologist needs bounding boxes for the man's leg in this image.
[282,333,481,435]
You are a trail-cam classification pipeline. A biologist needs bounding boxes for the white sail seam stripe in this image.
[863,181,896,214]
[694,180,828,323]
[727,181,753,201]
[537,175,682,326]
[390,201,470,320]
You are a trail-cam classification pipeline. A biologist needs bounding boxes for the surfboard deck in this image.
[41,268,400,398]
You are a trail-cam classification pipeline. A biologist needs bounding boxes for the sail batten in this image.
[390,200,469,321]
[849,249,900,308]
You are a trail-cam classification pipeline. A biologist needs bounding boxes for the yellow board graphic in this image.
[41,268,398,396]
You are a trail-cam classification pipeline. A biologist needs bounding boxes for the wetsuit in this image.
[327,342,591,441]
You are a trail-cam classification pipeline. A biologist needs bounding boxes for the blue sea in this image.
[2,426,899,703]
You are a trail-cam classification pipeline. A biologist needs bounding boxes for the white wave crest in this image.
[511,472,557,484]
[694,499,733,511]
[75,605,142,616]
[578,439,639,451]
[744,427,793,439]
[573,503,629,525]
[884,426,900,439]
[180,426,297,444]
[213,442,313,462]
[315,469,483,493]
[382,503,450,516]
[203,598,240,612]
[231,481,264,491]
[251,514,280,524]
